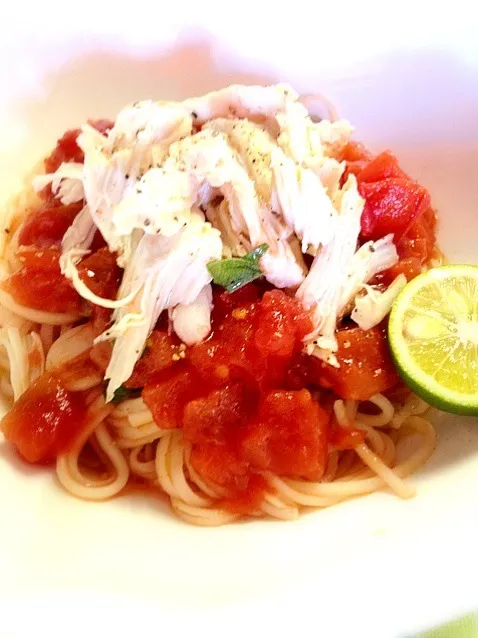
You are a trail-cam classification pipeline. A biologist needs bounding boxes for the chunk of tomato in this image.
[253,290,312,358]
[77,247,122,333]
[311,325,399,400]
[3,246,82,314]
[18,201,83,247]
[183,381,257,444]
[142,368,197,429]
[0,372,87,464]
[239,389,329,480]
[125,331,180,388]
[360,178,431,241]
[356,151,408,183]
[44,119,114,174]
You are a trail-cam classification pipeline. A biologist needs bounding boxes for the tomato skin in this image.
[18,201,83,247]
[312,326,399,401]
[359,177,431,241]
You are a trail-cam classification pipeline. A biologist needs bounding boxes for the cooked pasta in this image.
[0,85,440,525]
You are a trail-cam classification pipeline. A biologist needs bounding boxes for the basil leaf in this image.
[110,385,142,404]
[207,244,269,293]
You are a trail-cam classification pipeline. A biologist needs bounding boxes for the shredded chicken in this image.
[352,274,407,330]
[32,83,404,398]
[297,175,365,365]
[100,216,221,400]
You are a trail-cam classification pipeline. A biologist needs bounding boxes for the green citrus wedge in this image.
[388,264,478,415]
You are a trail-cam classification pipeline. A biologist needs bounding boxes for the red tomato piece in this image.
[189,309,258,386]
[18,201,83,247]
[239,389,329,480]
[142,368,197,429]
[339,141,373,177]
[44,120,114,174]
[213,283,260,323]
[77,247,122,334]
[183,382,257,444]
[360,178,431,241]
[3,246,82,313]
[125,331,180,388]
[189,441,250,489]
[311,325,399,401]
[381,257,423,284]
[0,372,87,464]
[254,290,312,358]
[356,151,408,184]
[397,207,437,263]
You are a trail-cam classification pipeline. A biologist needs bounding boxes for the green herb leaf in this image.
[110,385,142,404]
[207,244,269,293]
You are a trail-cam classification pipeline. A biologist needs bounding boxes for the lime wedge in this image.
[388,264,478,415]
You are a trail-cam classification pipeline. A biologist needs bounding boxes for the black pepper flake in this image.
[370,245,375,252]
[191,111,198,119]
[125,173,130,179]
[4,228,10,234]
[252,159,256,163]
[144,219,151,226]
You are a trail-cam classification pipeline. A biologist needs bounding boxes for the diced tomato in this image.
[44,129,83,174]
[44,119,114,174]
[378,207,437,285]
[142,368,197,429]
[339,141,373,177]
[18,201,83,247]
[253,290,312,358]
[360,177,431,241]
[189,308,259,386]
[380,257,423,284]
[329,425,365,450]
[397,207,437,263]
[189,441,268,513]
[191,290,310,390]
[0,371,87,464]
[125,331,180,388]
[239,389,329,480]
[213,283,260,323]
[356,151,408,184]
[312,325,399,401]
[183,382,257,444]
[89,341,112,373]
[77,247,122,334]
[189,441,250,490]
[3,246,82,314]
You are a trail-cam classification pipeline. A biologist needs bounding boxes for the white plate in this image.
[1,4,477,637]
